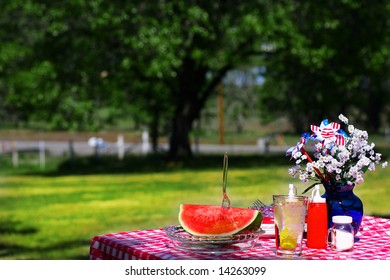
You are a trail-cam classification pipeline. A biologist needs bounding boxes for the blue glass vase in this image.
[322,182,363,235]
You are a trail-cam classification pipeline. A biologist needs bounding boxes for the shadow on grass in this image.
[7,145,389,177]
[0,220,90,260]
[45,153,292,176]
[0,239,91,260]
[0,221,38,235]
[371,213,390,219]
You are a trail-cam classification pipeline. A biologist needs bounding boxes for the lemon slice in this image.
[280,228,297,250]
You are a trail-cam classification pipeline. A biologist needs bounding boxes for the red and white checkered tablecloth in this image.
[89,215,390,260]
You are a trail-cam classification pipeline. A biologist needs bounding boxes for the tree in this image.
[0,1,276,159]
[259,0,390,132]
[0,0,129,130]
[222,67,264,133]
[3,0,389,160]
[126,1,276,159]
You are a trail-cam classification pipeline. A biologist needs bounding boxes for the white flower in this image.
[288,165,301,177]
[287,115,387,187]
[293,151,302,159]
[306,162,314,172]
[314,142,323,150]
[299,173,308,182]
[338,114,349,124]
[355,173,364,184]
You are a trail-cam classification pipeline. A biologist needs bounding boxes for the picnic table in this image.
[89,215,390,260]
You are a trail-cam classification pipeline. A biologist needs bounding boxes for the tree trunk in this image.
[167,57,231,160]
[150,107,160,153]
[366,89,383,132]
[168,111,193,159]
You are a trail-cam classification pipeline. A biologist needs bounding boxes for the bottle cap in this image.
[332,215,353,224]
[311,185,326,203]
[288,184,297,196]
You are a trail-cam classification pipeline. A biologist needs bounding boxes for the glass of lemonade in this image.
[273,195,308,257]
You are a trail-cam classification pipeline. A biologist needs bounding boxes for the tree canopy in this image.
[1,0,390,159]
[259,0,390,131]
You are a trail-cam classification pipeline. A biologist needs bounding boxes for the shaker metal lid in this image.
[332,215,353,224]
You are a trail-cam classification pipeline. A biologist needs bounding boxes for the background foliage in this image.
[1,0,390,158]
[259,0,390,132]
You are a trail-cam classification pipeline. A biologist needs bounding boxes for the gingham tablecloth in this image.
[89,215,390,260]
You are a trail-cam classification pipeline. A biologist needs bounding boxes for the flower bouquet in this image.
[286,114,388,233]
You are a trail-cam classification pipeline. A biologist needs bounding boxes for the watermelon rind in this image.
[178,204,263,236]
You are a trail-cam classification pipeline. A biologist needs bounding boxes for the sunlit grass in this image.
[0,164,289,259]
[0,154,389,260]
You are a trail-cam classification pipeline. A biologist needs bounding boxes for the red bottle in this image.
[307,185,328,249]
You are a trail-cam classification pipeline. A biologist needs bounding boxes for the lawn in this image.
[0,153,389,260]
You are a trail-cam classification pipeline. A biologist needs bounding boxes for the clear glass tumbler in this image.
[273,195,308,257]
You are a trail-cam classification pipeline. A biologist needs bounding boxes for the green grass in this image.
[0,152,389,260]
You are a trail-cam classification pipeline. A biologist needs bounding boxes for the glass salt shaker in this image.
[328,215,354,251]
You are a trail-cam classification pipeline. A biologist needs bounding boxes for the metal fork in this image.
[221,152,231,209]
[249,199,267,210]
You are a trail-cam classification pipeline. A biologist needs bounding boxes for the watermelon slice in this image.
[178,204,262,236]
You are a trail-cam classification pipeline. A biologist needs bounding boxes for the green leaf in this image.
[302,183,317,194]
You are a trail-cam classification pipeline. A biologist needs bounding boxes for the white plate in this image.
[260,223,275,238]
[164,225,265,254]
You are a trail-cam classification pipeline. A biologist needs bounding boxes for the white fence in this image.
[0,132,291,169]
[0,133,152,168]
